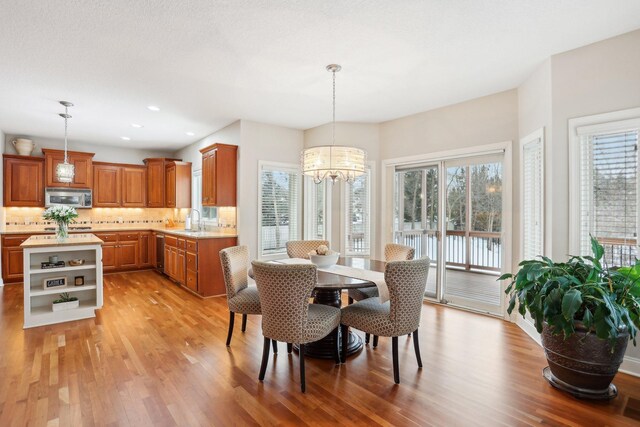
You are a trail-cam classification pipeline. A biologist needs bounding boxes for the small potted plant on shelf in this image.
[52,292,79,312]
[502,236,640,400]
[43,205,78,240]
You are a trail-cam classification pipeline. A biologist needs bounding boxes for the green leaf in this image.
[583,308,593,329]
[561,289,583,321]
[497,273,512,281]
[590,235,604,261]
[507,294,517,315]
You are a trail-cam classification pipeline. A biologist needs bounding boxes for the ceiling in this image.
[1,1,639,150]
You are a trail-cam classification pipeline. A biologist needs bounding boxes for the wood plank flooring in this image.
[1,270,640,426]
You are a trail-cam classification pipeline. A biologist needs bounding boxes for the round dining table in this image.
[303,257,386,359]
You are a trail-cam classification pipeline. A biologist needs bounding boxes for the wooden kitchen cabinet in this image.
[122,166,147,207]
[102,243,117,272]
[42,148,94,188]
[93,163,122,207]
[199,143,237,207]
[139,232,152,268]
[3,155,45,207]
[1,234,31,283]
[143,158,185,208]
[165,161,191,208]
[93,231,150,272]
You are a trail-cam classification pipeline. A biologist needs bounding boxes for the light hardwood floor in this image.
[1,270,640,426]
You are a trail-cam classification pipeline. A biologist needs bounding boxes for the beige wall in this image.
[173,121,241,171]
[4,135,173,164]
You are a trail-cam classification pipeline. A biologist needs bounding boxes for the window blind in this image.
[344,168,371,255]
[579,130,639,266]
[522,138,543,259]
[304,177,328,240]
[259,163,301,256]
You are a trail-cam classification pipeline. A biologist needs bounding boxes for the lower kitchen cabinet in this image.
[1,234,31,283]
[92,231,152,273]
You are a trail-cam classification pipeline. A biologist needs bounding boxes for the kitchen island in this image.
[21,234,103,328]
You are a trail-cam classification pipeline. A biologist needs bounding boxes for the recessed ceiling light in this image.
[131,123,143,128]
[147,105,160,112]
[185,132,195,136]
[121,136,131,141]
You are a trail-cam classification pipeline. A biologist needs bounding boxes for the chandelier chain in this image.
[332,68,336,146]
[63,104,69,163]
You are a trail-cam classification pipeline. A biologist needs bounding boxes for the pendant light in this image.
[56,101,75,183]
[301,64,366,184]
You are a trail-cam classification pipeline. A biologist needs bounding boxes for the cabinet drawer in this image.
[186,239,197,252]
[165,236,177,247]
[186,270,197,292]
[186,251,197,271]
[94,233,118,243]
[177,238,186,249]
[119,232,140,242]
[2,234,31,247]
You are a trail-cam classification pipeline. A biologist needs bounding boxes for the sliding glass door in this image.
[393,154,504,315]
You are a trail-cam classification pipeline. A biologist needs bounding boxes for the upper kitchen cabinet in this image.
[165,161,192,208]
[122,166,146,207]
[42,148,94,188]
[199,143,237,206]
[93,163,122,207]
[93,163,147,207]
[143,157,182,208]
[3,155,45,207]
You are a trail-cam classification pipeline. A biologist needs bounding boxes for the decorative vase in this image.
[11,138,35,156]
[56,222,69,240]
[541,322,629,400]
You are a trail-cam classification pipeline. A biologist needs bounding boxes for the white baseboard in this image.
[515,316,640,378]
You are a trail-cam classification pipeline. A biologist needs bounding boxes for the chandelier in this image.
[301,64,366,184]
[56,101,75,183]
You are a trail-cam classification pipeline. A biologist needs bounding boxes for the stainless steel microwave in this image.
[45,188,92,208]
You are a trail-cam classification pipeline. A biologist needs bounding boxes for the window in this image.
[343,167,371,256]
[304,177,331,240]
[192,170,217,223]
[570,109,640,267]
[258,162,301,257]
[521,129,544,260]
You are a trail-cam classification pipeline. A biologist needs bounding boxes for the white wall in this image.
[304,122,381,258]
[4,135,173,164]
[172,121,241,171]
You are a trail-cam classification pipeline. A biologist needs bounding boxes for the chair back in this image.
[286,240,330,259]
[251,261,317,343]
[385,257,430,336]
[219,246,250,301]
[384,243,415,262]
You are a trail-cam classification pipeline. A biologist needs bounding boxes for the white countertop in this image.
[2,226,237,240]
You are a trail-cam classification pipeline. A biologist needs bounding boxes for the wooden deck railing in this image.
[596,237,637,267]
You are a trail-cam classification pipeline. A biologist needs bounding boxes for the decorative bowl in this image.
[309,252,339,268]
[69,259,85,266]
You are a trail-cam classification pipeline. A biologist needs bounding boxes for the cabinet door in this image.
[165,164,176,208]
[186,270,198,293]
[176,249,186,285]
[117,242,139,269]
[139,233,151,267]
[44,151,68,187]
[2,247,24,282]
[102,243,117,272]
[4,157,44,207]
[70,155,93,188]
[93,164,122,207]
[122,167,146,207]
[202,152,214,205]
[164,246,173,278]
[44,151,93,188]
[146,160,165,207]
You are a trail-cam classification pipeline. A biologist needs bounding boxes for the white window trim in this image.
[303,178,332,240]
[568,107,640,255]
[257,160,302,260]
[520,128,545,261]
[340,161,375,257]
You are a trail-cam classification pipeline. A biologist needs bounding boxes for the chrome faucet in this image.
[190,208,203,231]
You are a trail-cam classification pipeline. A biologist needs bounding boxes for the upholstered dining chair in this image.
[348,243,415,345]
[220,246,279,351]
[285,240,330,259]
[340,257,430,384]
[252,261,341,392]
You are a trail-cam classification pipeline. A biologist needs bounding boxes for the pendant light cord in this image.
[63,104,69,163]
[332,68,336,146]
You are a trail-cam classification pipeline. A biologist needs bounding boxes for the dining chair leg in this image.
[413,329,423,368]
[241,314,248,332]
[226,311,235,346]
[348,297,354,305]
[392,336,400,384]
[340,324,349,363]
[272,340,278,354]
[373,335,379,348]
[333,327,340,364]
[287,343,293,354]
[365,333,370,344]
[299,344,306,393]
[258,337,270,381]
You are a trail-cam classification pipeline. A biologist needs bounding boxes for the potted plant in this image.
[43,205,78,240]
[502,236,640,400]
[52,292,79,312]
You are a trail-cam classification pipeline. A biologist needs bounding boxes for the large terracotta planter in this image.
[541,322,629,400]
